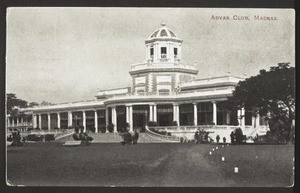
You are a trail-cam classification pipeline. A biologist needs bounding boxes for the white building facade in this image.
[7,24,268,140]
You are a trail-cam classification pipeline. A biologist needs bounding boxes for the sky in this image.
[6,8,295,104]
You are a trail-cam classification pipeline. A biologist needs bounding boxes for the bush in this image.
[99,125,106,133]
[180,137,184,143]
[148,121,158,127]
[54,127,59,130]
[42,127,48,130]
[170,121,178,126]
[45,134,55,142]
[27,134,43,142]
[107,123,114,133]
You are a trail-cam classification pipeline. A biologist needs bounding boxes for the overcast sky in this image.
[6,8,295,103]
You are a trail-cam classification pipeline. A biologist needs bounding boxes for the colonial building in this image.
[7,23,268,140]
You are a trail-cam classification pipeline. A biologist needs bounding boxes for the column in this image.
[237,110,241,126]
[105,108,109,133]
[47,113,51,130]
[173,104,177,122]
[57,113,61,129]
[149,105,153,121]
[126,106,130,123]
[111,107,117,133]
[193,103,198,126]
[129,105,133,131]
[241,108,245,127]
[82,111,86,133]
[94,110,98,133]
[226,111,231,125]
[173,104,179,125]
[12,118,15,127]
[68,112,72,127]
[33,114,37,128]
[6,116,10,128]
[153,104,157,122]
[105,108,109,126]
[38,114,42,129]
[255,114,260,128]
[16,117,19,127]
[21,118,24,126]
[212,101,217,125]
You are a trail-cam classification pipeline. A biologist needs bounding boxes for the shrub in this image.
[107,123,114,133]
[99,125,106,133]
[45,134,55,142]
[231,128,246,144]
[54,127,59,130]
[180,137,184,143]
[170,121,178,126]
[42,127,48,130]
[74,127,79,133]
[148,121,158,127]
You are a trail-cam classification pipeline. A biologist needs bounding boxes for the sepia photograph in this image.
[5,7,295,187]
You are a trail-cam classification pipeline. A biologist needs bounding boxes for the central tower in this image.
[129,23,199,93]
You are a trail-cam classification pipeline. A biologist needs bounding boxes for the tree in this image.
[7,93,28,116]
[28,102,39,107]
[228,63,295,141]
[7,93,40,117]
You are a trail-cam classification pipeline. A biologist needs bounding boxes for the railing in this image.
[130,61,197,70]
[148,125,244,132]
[145,126,180,142]
[105,88,233,101]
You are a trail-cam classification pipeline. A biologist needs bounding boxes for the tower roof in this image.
[146,23,182,43]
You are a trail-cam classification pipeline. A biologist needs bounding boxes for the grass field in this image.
[6,142,294,187]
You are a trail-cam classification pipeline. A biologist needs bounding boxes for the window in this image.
[174,48,178,56]
[150,48,154,56]
[161,47,167,58]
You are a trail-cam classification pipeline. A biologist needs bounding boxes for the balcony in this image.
[104,87,233,103]
[130,60,198,71]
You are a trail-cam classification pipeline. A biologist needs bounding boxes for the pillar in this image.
[94,110,98,133]
[241,108,245,127]
[173,104,179,125]
[111,107,117,133]
[105,108,109,133]
[193,103,198,126]
[153,104,157,122]
[33,114,37,128]
[21,118,24,126]
[126,106,130,123]
[57,113,61,129]
[212,101,217,125]
[149,105,153,121]
[82,111,86,133]
[47,113,51,130]
[255,114,260,128]
[6,116,10,128]
[226,111,231,125]
[105,108,109,126]
[38,114,42,129]
[68,111,73,127]
[129,105,133,131]
[16,117,19,127]
[12,118,15,127]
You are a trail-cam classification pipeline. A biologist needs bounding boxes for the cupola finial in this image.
[161,22,166,27]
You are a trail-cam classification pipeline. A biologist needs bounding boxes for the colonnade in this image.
[8,101,261,133]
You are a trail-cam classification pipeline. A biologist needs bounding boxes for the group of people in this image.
[72,132,93,145]
[121,127,139,145]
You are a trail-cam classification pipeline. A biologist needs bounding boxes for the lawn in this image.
[6,142,294,187]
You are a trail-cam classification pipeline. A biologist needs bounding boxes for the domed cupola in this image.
[145,22,183,62]
[146,22,182,43]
